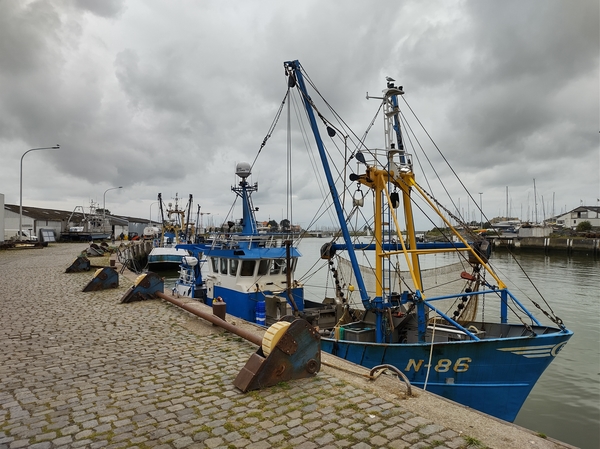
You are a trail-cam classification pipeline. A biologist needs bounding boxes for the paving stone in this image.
[408,442,430,449]
[246,441,271,449]
[172,436,194,448]
[351,443,372,449]
[28,443,52,449]
[204,436,224,448]
[353,429,371,440]
[315,432,336,445]
[419,423,445,436]
[8,440,31,449]
[388,439,410,449]
[370,435,389,446]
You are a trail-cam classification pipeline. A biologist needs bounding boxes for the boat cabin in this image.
[205,253,296,298]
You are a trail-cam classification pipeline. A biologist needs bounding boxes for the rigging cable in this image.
[250,91,289,172]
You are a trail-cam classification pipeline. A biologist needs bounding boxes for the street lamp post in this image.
[149,201,159,225]
[20,145,60,241]
[103,186,122,232]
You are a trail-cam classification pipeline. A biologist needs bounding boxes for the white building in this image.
[2,203,152,242]
[555,206,600,229]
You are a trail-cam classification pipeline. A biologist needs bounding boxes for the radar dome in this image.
[236,162,251,179]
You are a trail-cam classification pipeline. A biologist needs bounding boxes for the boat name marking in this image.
[404,357,471,373]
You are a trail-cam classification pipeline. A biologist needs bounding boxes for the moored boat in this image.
[61,201,112,241]
[281,59,572,422]
[181,59,572,423]
[176,163,304,322]
[147,193,193,271]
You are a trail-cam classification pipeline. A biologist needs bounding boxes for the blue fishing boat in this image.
[281,60,572,422]
[175,163,307,324]
[177,60,572,423]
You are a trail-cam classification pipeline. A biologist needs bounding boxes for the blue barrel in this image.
[255,300,266,326]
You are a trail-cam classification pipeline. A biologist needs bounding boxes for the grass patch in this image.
[462,435,487,448]
[334,402,361,413]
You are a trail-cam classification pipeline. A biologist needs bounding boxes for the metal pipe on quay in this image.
[155,291,264,347]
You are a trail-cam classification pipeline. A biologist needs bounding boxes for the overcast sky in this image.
[1,0,598,231]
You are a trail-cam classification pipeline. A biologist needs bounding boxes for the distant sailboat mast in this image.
[533,179,538,224]
[506,186,509,220]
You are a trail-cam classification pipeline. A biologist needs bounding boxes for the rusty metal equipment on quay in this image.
[82,267,119,292]
[118,272,321,391]
[233,317,321,392]
[65,255,91,273]
[120,272,165,303]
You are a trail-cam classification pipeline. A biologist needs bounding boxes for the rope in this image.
[423,313,437,391]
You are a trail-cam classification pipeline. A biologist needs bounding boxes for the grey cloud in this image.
[0,0,597,226]
[74,0,126,18]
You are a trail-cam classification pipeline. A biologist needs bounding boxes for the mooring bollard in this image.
[212,297,226,324]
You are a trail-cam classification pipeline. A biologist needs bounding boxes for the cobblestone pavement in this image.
[0,244,573,449]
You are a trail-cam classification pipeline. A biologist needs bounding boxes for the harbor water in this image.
[165,238,599,448]
[494,251,600,449]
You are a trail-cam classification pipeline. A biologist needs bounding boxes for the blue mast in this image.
[284,60,371,308]
[232,162,258,238]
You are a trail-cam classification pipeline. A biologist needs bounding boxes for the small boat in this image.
[61,201,112,241]
[279,60,572,422]
[147,193,193,271]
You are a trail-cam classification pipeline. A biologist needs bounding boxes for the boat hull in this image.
[212,285,305,324]
[147,248,189,271]
[61,232,111,241]
[321,330,572,422]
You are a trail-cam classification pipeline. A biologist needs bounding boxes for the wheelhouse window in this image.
[283,259,296,274]
[220,258,228,274]
[229,259,239,276]
[211,257,219,273]
[258,259,270,276]
[240,260,256,277]
[271,259,283,275]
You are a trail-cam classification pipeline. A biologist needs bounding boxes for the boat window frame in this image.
[240,260,256,277]
[229,258,239,276]
[257,259,270,276]
[271,259,283,275]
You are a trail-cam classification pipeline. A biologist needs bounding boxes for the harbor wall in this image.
[118,239,154,271]
[491,236,600,256]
